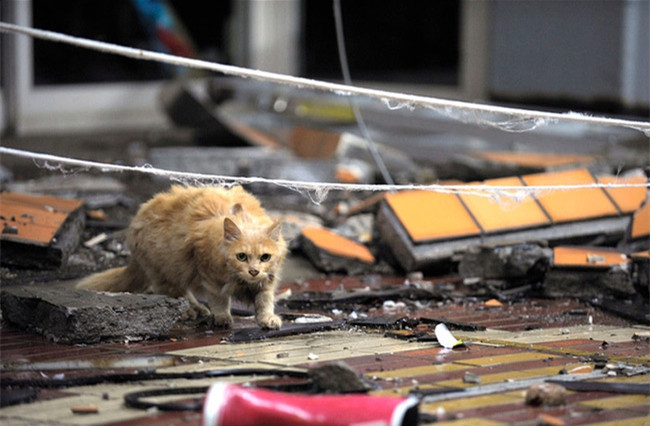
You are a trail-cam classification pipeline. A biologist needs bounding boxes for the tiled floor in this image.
[1,276,648,425]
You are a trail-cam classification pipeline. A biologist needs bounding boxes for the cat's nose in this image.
[249,269,259,277]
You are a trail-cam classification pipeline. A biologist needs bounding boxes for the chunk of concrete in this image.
[0,286,189,343]
[458,244,552,282]
[525,382,567,407]
[631,252,649,298]
[544,265,635,299]
[544,246,637,299]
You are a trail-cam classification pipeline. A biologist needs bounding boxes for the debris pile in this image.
[1,81,648,339]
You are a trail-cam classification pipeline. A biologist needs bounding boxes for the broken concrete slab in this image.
[299,227,375,275]
[544,247,636,299]
[544,266,634,299]
[458,243,552,282]
[631,251,649,298]
[0,192,85,269]
[334,213,375,244]
[0,285,189,343]
[308,361,373,393]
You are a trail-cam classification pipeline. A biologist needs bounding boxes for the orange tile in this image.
[597,174,648,213]
[631,251,650,259]
[474,151,595,168]
[521,169,619,223]
[301,227,374,263]
[631,202,650,239]
[384,190,480,242]
[0,192,83,245]
[553,246,630,268]
[459,177,551,233]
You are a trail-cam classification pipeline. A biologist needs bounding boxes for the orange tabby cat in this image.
[77,185,287,329]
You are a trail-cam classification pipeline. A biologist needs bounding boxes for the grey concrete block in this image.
[0,286,189,343]
[543,265,636,299]
[458,244,552,281]
[632,254,649,298]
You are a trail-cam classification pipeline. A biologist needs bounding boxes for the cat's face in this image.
[222,218,285,285]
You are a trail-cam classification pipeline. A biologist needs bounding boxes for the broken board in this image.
[0,192,85,269]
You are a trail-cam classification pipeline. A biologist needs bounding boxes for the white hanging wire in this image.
[1,147,648,198]
[0,21,649,134]
[333,0,394,186]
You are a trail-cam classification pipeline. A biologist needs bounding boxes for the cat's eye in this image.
[260,253,271,262]
[236,253,247,262]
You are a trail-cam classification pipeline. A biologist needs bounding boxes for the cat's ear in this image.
[267,220,282,241]
[230,203,243,216]
[223,218,242,242]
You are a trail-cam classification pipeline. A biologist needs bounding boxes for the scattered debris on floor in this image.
[0,79,648,425]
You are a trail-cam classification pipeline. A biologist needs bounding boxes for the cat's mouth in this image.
[237,277,264,287]
[236,272,274,288]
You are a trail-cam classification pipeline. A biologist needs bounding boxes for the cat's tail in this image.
[76,263,147,293]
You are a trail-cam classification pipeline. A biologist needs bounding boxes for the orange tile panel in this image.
[301,227,374,263]
[553,246,630,268]
[0,192,83,245]
[597,175,648,213]
[631,202,650,239]
[1,192,82,214]
[631,251,650,259]
[521,169,619,223]
[474,151,595,168]
[459,177,551,233]
[384,190,480,242]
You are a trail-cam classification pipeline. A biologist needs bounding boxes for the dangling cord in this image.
[333,0,395,186]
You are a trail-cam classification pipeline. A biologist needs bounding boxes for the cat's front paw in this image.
[183,304,212,321]
[257,313,282,330]
[212,313,233,328]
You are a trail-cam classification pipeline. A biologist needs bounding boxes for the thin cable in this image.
[333,0,394,186]
[0,21,649,134]
[1,147,648,198]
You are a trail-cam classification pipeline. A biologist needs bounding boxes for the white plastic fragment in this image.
[434,323,462,349]
[307,353,319,360]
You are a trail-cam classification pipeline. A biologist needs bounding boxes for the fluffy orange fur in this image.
[77,185,287,329]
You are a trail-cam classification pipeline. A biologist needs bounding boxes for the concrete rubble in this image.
[0,285,189,343]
